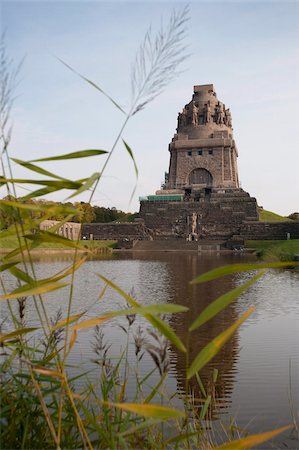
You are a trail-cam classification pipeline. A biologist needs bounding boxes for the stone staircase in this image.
[132,239,226,252]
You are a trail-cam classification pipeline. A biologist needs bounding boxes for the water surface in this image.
[1,251,298,447]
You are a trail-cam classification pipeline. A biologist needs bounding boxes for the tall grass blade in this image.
[97,274,140,307]
[97,274,186,352]
[191,262,297,284]
[51,312,86,332]
[9,266,34,283]
[21,185,71,199]
[214,424,292,449]
[147,314,187,353]
[189,272,264,331]
[11,158,68,180]
[0,281,69,301]
[31,149,108,162]
[187,307,255,379]
[0,199,77,215]
[67,172,100,199]
[123,140,138,178]
[24,231,83,249]
[56,56,126,114]
[33,367,64,379]
[0,327,38,343]
[120,419,160,437]
[44,256,87,284]
[199,395,211,419]
[0,261,19,272]
[103,401,184,419]
[165,431,199,446]
[144,372,167,404]
[0,177,82,189]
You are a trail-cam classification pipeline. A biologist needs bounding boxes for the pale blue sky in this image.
[1,1,298,215]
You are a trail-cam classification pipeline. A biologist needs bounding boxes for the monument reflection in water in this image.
[130,251,243,420]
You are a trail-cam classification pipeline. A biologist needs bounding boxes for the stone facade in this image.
[82,222,152,241]
[168,84,239,190]
[40,220,81,240]
[140,189,258,240]
[83,84,299,246]
[139,84,260,241]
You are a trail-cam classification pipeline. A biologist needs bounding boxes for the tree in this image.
[74,202,96,223]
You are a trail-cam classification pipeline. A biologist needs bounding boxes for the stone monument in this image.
[82,84,299,246]
[169,84,238,191]
[139,84,259,244]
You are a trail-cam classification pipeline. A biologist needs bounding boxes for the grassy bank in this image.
[258,209,290,222]
[246,239,299,261]
[0,235,117,249]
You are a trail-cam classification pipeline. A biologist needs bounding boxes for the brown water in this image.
[1,251,298,447]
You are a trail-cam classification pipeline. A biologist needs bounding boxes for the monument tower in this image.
[167,84,239,194]
[82,84,299,245]
[139,84,259,244]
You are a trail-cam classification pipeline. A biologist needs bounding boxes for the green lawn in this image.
[0,235,117,249]
[246,239,299,261]
[258,209,290,222]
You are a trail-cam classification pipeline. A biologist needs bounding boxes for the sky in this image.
[1,0,298,215]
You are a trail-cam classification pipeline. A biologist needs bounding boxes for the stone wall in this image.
[238,221,299,240]
[82,222,151,241]
[139,188,258,240]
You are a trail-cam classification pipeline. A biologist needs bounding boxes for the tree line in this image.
[0,197,137,229]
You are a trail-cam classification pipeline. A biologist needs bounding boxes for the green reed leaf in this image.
[24,231,83,249]
[121,304,188,315]
[43,255,87,284]
[0,281,69,300]
[120,419,160,438]
[3,242,39,261]
[189,272,264,331]
[123,140,138,178]
[11,158,67,180]
[187,307,255,379]
[214,424,292,450]
[97,274,187,352]
[56,56,126,114]
[144,372,167,404]
[47,214,77,234]
[0,262,19,272]
[148,314,187,353]
[195,373,207,397]
[67,172,100,199]
[165,431,199,446]
[103,401,184,419]
[71,304,187,333]
[21,185,69,200]
[9,266,34,284]
[0,327,38,343]
[199,395,211,419]
[191,262,297,284]
[51,312,86,332]
[0,199,77,215]
[0,177,82,189]
[31,149,108,162]
[97,274,139,307]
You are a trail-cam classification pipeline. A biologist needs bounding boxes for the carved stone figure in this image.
[191,212,197,235]
[177,108,187,129]
[225,108,232,127]
[203,101,211,124]
[177,113,182,129]
[215,102,225,125]
[191,101,198,125]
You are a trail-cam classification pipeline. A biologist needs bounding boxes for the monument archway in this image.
[188,168,213,187]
